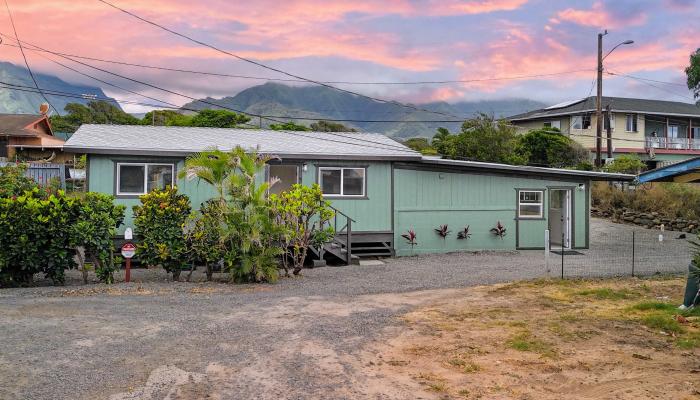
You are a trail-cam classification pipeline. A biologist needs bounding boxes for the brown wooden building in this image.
[0,113,70,162]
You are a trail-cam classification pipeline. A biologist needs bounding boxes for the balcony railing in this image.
[645,137,700,150]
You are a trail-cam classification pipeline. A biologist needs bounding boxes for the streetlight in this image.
[596,32,634,167]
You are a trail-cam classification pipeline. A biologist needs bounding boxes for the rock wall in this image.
[592,207,699,233]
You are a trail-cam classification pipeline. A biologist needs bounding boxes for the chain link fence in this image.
[545,226,693,279]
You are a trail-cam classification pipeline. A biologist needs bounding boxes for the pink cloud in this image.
[556,2,647,28]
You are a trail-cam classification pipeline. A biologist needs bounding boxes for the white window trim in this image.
[318,167,366,197]
[518,190,544,219]
[116,162,174,196]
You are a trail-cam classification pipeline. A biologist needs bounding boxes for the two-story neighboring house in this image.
[508,96,700,168]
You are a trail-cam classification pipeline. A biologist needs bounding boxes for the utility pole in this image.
[606,104,613,159]
[595,31,606,168]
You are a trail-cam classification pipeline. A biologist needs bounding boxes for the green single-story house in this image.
[64,124,633,261]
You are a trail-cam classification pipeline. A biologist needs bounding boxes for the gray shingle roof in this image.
[508,96,700,121]
[64,124,421,160]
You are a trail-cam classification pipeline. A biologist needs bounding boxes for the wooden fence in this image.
[0,162,66,189]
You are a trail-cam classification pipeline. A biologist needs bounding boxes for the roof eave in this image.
[418,158,635,181]
[63,146,422,161]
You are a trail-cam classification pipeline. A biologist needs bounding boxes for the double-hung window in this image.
[572,115,591,130]
[518,190,543,219]
[626,114,638,132]
[318,167,365,197]
[116,162,174,196]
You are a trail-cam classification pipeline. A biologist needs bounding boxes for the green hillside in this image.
[0,62,116,115]
[182,83,545,138]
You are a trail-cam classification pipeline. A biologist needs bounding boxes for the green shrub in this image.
[72,193,125,283]
[185,200,226,281]
[593,181,700,220]
[270,184,334,276]
[603,154,646,174]
[132,187,192,281]
[0,163,37,197]
[0,189,79,286]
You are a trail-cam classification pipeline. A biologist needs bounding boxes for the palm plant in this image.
[457,225,471,240]
[223,146,283,283]
[178,148,236,207]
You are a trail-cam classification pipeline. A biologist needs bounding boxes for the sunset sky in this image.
[1,0,698,112]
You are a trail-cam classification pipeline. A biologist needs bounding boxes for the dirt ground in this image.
[368,277,700,400]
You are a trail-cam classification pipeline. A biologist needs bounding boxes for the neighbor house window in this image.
[318,167,365,197]
[572,115,591,130]
[604,113,615,130]
[544,120,561,130]
[518,190,543,218]
[117,162,174,195]
[626,114,638,132]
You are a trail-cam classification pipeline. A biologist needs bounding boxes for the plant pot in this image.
[312,259,327,268]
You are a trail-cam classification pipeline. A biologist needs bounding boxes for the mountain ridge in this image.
[182,82,546,138]
[0,62,116,115]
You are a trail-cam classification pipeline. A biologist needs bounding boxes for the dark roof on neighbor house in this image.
[64,124,422,161]
[416,157,635,182]
[508,96,700,121]
[0,113,48,137]
[637,157,700,183]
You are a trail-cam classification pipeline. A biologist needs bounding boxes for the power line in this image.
[605,71,688,88]
[0,43,592,86]
[0,33,466,127]
[3,0,60,116]
[0,80,421,152]
[605,70,697,103]
[95,0,469,121]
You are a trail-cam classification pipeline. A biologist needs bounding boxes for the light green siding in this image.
[392,167,588,255]
[88,155,218,235]
[300,161,392,232]
[89,155,393,235]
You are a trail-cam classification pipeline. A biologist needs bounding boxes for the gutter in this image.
[62,146,423,161]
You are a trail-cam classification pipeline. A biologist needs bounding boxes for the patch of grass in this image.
[427,382,447,392]
[462,362,480,373]
[629,301,678,312]
[575,287,638,300]
[676,337,700,349]
[640,313,685,334]
[506,331,556,357]
[457,388,470,397]
[447,357,480,373]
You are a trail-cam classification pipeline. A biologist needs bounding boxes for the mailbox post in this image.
[121,242,136,283]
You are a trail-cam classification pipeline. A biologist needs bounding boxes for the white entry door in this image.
[549,189,572,249]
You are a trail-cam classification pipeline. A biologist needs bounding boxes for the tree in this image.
[686,48,700,105]
[178,149,236,208]
[49,101,141,133]
[403,137,437,155]
[141,110,192,126]
[190,109,251,128]
[517,128,589,168]
[603,154,646,174]
[224,147,282,283]
[309,120,356,132]
[269,121,310,131]
[270,184,334,276]
[432,114,525,165]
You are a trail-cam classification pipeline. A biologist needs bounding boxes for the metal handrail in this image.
[322,202,354,265]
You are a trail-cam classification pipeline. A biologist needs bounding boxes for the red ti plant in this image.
[435,224,451,239]
[490,221,507,239]
[457,225,471,240]
[401,229,418,255]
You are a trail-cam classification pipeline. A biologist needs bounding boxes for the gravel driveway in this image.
[0,219,692,400]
